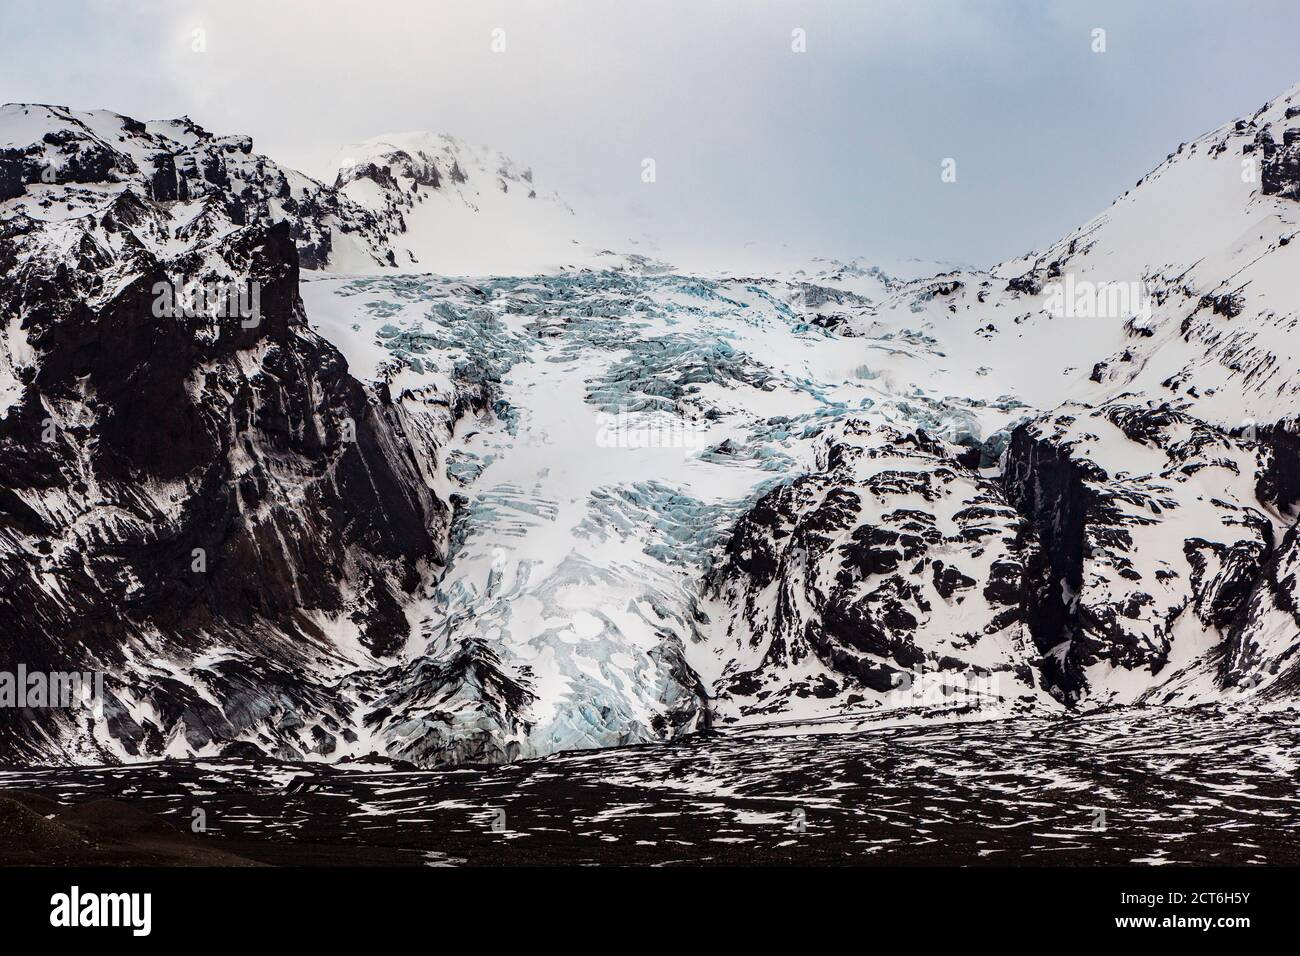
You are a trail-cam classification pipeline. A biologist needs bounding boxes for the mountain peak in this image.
[329,129,593,275]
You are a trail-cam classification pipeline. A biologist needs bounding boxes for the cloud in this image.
[4,0,1299,267]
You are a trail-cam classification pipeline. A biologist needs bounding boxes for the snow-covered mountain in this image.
[1,84,1299,766]
[0,104,405,273]
[331,131,601,276]
[0,105,450,762]
[327,130,954,284]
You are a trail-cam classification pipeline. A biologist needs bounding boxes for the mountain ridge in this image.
[1,84,1299,765]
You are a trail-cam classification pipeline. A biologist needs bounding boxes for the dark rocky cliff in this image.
[0,108,449,762]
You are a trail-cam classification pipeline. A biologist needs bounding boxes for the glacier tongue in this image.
[301,270,1067,754]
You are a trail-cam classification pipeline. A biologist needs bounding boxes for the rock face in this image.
[0,105,398,270]
[1260,124,1300,200]
[705,421,1053,719]
[1000,400,1285,704]
[1001,421,1092,698]
[701,396,1297,714]
[1219,522,1300,699]
[0,106,451,763]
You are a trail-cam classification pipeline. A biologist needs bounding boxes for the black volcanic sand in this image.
[3,706,1300,866]
[0,791,259,866]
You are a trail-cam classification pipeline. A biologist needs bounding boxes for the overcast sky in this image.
[4,0,1299,268]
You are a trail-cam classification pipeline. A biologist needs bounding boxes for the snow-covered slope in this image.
[330,131,670,277]
[856,84,1300,430]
